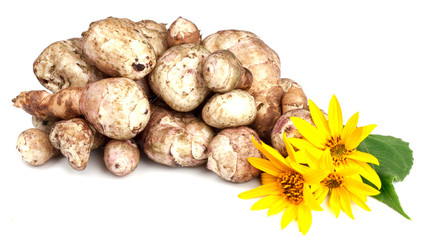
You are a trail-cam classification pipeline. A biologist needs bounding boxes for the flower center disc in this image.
[330,143,347,166]
[322,173,343,189]
[278,171,304,205]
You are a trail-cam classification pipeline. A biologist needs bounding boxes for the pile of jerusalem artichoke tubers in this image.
[13,16,310,181]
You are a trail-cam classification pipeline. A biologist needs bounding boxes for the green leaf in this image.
[357,134,413,220]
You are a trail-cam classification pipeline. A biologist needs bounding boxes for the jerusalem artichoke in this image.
[104,139,140,176]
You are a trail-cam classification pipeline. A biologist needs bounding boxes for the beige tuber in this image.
[207,127,262,183]
[33,38,106,93]
[202,30,284,140]
[202,50,252,93]
[16,128,60,166]
[149,43,210,112]
[141,105,214,167]
[280,78,308,114]
[82,17,156,80]
[13,77,150,140]
[202,89,257,129]
[166,17,201,47]
[103,139,140,177]
[32,116,60,132]
[136,19,169,57]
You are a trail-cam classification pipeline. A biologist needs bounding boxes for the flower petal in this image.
[309,99,330,138]
[251,136,290,171]
[360,124,377,142]
[283,133,297,163]
[298,205,313,235]
[291,117,326,149]
[261,140,291,170]
[349,192,371,211]
[303,184,323,211]
[338,188,355,219]
[261,172,277,185]
[329,189,341,218]
[288,138,319,152]
[328,95,343,137]
[248,157,280,176]
[343,177,380,196]
[341,112,359,140]
[267,198,289,216]
[238,182,280,199]
[281,205,297,229]
[344,127,363,150]
[351,161,382,189]
[303,169,330,185]
[347,151,379,165]
[251,195,281,210]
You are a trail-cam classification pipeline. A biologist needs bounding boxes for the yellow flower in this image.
[309,149,380,219]
[289,95,382,189]
[238,134,328,235]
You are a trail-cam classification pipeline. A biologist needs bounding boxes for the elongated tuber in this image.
[207,127,262,183]
[49,118,94,170]
[13,77,150,140]
[82,17,156,80]
[202,30,284,140]
[104,139,140,176]
[202,89,257,129]
[16,128,60,166]
[33,38,106,93]
[271,109,314,156]
[149,43,210,112]
[202,50,252,93]
[280,78,308,114]
[166,17,201,47]
[141,105,214,167]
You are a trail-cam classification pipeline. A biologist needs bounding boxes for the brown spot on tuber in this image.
[132,62,146,71]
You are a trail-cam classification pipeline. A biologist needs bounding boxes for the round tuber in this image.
[166,17,201,47]
[271,109,314,157]
[202,50,252,93]
[136,19,169,57]
[202,89,257,129]
[280,78,308,114]
[104,139,140,177]
[16,128,60,166]
[149,43,210,112]
[141,105,214,167]
[207,127,262,183]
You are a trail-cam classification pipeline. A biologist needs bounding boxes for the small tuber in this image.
[280,78,308,114]
[207,127,262,183]
[202,50,252,93]
[166,17,201,47]
[16,128,60,166]
[104,139,140,177]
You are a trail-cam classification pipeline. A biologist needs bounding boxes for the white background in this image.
[1,0,421,239]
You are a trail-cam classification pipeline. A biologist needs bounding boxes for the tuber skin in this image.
[103,139,140,177]
[202,50,253,93]
[280,78,308,114]
[32,116,60,132]
[166,17,201,47]
[202,89,257,129]
[271,109,314,157]
[149,43,211,112]
[136,20,169,57]
[141,105,214,167]
[13,77,150,140]
[82,17,156,80]
[16,128,60,166]
[49,118,94,171]
[207,127,262,183]
[202,30,284,140]
[33,38,106,93]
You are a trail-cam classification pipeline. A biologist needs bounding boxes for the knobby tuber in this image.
[136,20,169,57]
[203,50,252,93]
[149,43,210,112]
[13,77,150,140]
[32,116,60,132]
[271,109,314,157]
[82,17,156,80]
[166,17,201,47]
[49,118,95,170]
[16,128,60,166]
[141,105,214,167]
[207,127,262,183]
[104,139,140,176]
[33,38,106,93]
[202,89,257,129]
[280,78,308,114]
[202,30,284,141]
